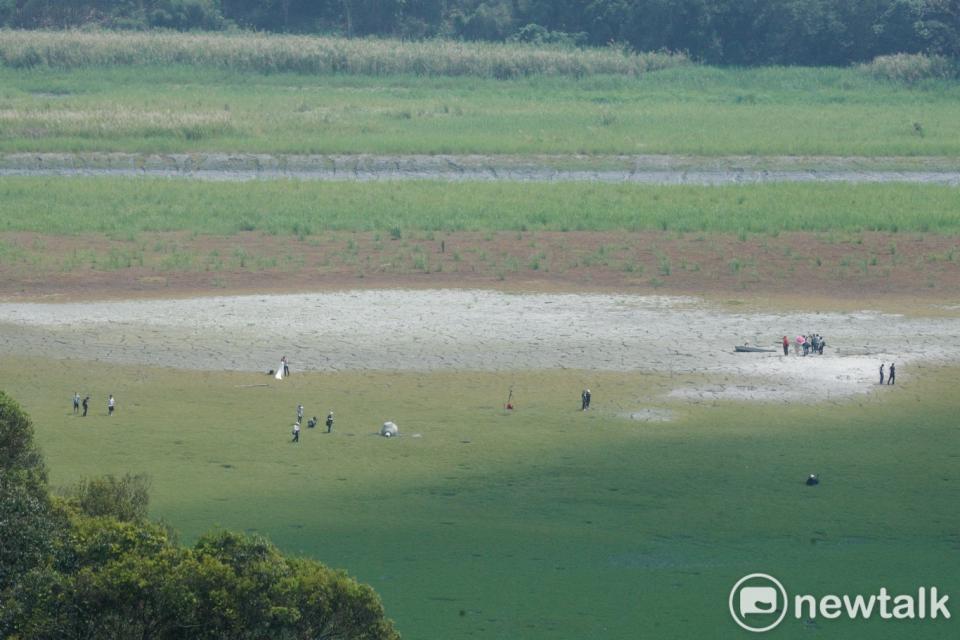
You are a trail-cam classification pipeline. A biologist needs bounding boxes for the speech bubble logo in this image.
[729,574,788,633]
[740,586,777,615]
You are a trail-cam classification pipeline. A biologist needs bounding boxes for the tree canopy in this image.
[0,390,400,640]
[0,0,958,65]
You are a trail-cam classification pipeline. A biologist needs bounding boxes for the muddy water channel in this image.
[2,153,959,184]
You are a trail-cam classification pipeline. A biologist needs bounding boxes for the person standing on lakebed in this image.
[879,363,885,385]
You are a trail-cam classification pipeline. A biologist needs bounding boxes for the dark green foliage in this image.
[3,0,226,31]
[509,23,585,48]
[0,477,58,594]
[1,0,959,65]
[149,0,226,30]
[184,531,399,639]
[0,390,400,640]
[9,519,400,639]
[0,391,59,635]
[9,515,189,639]
[0,390,46,483]
[0,392,54,586]
[62,473,151,522]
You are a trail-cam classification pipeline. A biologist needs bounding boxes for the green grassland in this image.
[2,178,959,235]
[4,358,958,639]
[2,64,960,155]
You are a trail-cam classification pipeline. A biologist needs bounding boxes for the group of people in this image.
[72,392,115,417]
[880,362,896,385]
[292,404,334,442]
[782,334,826,356]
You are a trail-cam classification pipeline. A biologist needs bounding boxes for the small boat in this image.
[734,345,778,353]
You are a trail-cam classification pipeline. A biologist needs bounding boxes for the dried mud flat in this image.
[2,153,959,184]
[2,290,959,403]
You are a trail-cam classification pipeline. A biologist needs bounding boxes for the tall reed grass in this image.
[0,30,689,78]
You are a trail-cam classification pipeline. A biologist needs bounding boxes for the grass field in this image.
[5,357,958,639]
[2,178,959,235]
[2,63,960,155]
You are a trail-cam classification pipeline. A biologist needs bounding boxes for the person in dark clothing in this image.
[82,396,89,417]
[888,363,896,385]
[818,336,825,355]
[292,422,300,443]
[581,390,588,411]
[879,363,885,385]
[806,474,819,486]
[782,336,789,356]
[307,416,318,429]
[282,356,290,377]
[326,411,334,433]
[584,389,592,410]
[73,392,80,414]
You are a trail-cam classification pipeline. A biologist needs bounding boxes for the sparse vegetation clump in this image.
[859,52,957,85]
[0,29,690,78]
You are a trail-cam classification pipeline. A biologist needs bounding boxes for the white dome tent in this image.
[380,421,399,437]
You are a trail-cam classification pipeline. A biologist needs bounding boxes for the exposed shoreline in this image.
[2,290,957,403]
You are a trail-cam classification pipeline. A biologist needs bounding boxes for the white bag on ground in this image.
[380,421,398,437]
